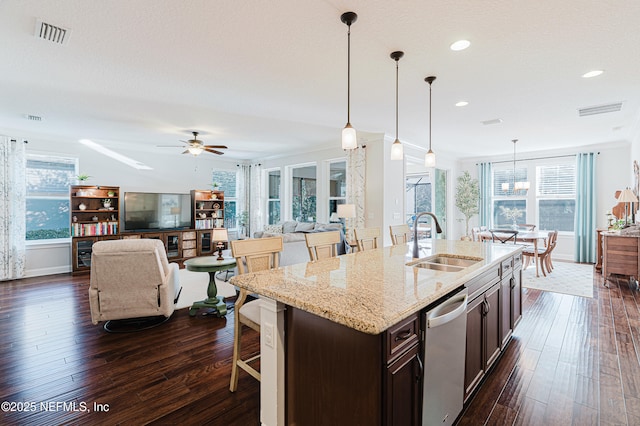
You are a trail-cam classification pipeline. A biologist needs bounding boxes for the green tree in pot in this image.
[455,170,480,240]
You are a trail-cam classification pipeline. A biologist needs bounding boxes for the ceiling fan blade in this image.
[181,150,191,155]
[203,145,227,149]
[204,148,224,155]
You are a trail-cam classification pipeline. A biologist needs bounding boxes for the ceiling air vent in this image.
[25,114,42,121]
[34,19,71,45]
[578,102,623,117]
[481,118,503,126]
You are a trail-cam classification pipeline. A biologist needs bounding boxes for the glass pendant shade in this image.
[188,146,203,156]
[390,139,403,160]
[342,124,357,149]
[425,150,436,167]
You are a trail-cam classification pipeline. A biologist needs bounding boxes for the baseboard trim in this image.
[25,265,72,278]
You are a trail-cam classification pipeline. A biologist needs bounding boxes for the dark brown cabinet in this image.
[286,307,421,425]
[464,254,522,402]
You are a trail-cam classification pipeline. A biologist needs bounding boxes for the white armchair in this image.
[88,239,181,331]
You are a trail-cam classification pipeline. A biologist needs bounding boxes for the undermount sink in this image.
[407,254,482,272]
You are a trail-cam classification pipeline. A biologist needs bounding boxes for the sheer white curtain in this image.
[346,145,366,240]
[237,163,264,237]
[250,163,264,236]
[0,137,26,280]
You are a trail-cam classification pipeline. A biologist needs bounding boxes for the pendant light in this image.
[341,12,358,150]
[390,51,404,160]
[508,139,530,194]
[424,76,437,167]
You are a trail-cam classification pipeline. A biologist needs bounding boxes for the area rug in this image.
[522,260,594,298]
[175,268,237,310]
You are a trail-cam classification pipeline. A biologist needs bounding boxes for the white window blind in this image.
[537,164,575,196]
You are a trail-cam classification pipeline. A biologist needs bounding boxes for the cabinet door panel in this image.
[464,295,485,401]
[500,275,513,349]
[385,344,421,426]
[512,268,522,329]
[484,284,502,370]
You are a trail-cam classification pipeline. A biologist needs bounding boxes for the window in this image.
[492,166,528,228]
[212,170,237,229]
[291,165,316,222]
[328,160,346,219]
[267,169,281,225]
[26,154,77,240]
[406,175,432,225]
[537,163,575,232]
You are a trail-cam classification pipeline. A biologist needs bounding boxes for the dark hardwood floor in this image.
[0,268,638,425]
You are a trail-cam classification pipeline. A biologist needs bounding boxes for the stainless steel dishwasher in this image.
[422,288,468,426]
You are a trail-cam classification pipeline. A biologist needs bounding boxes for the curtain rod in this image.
[476,151,600,166]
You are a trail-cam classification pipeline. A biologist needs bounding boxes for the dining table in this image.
[478,230,550,277]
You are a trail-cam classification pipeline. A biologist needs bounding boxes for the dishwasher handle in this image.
[427,293,468,328]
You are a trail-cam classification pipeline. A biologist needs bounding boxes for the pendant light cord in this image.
[347,24,351,124]
[395,59,399,140]
[429,82,432,151]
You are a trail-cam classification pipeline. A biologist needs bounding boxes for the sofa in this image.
[254,221,346,266]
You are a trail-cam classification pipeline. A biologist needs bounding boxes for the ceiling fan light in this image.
[425,150,436,168]
[342,124,357,149]
[390,139,403,160]
[188,146,203,156]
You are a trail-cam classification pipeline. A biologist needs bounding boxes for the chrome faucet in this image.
[412,212,443,258]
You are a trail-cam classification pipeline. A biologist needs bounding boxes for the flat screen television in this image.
[123,192,192,231]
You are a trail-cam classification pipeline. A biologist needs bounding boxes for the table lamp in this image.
[337,203,356,240]
[170,207,181,227]
[329,212,340,222]
[212,228,229,260]
[617,188,639,227]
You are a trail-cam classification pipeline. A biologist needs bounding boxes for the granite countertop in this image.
[229,240,520,335]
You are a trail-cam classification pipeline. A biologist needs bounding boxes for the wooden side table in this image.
[184,257,237,317]
[595,228,606,272]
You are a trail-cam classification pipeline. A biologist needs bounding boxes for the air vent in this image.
[25,114,42,121]
[481,118,503,126]
[578,102,623,117]
[34,19,71,45]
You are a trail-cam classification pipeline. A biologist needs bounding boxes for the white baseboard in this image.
[24,265,72,278]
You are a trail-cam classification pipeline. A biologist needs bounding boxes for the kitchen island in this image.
[230,239,522,426]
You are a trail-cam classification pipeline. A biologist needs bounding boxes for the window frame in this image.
[25,152,78,244]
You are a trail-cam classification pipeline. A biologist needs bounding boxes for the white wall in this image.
[456,141,631,261]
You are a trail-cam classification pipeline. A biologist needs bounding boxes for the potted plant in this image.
[455,170,480,240]
[102,198,112,208]
[211,181,221,191]
[76,174,91,184]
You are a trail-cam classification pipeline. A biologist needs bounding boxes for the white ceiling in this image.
[1,0,639,162]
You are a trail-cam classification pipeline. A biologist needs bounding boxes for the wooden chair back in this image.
[389,224,411,245]
[518,224,537,231]
[471,227,481,241]
[354,227,381,251]
[230,236,284,275]
[305,231,341,261]
[229,236,284,392]
[490,229,519,244]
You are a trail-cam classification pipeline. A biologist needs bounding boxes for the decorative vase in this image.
[78,203,86,211]
[103,202,111,209]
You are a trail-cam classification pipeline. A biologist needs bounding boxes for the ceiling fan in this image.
[158,132,227,156]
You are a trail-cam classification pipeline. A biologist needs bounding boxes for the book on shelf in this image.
[72,222,118,237]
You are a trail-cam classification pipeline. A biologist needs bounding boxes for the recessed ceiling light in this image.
[450,40,470,51]
[455,101,469,107]
[582,70,604,78]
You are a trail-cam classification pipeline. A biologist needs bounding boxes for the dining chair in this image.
[389,224,411,245]
[522,230,557,276]
[305,231,341,261]
[354,227,381,251]
[229,236,284,392]
[518,224,537,231]
[489,229,519,244]
[471,227,481,242]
